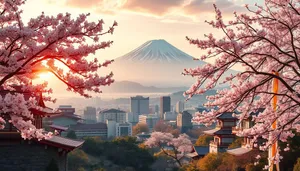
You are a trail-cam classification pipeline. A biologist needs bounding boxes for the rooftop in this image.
[216,112,237,120]
[49,124,69,131]
[100,108,126,114]
[41,136,84,150]
[227,147,252,156]
[69,122,107,130]
[194,146,210,156]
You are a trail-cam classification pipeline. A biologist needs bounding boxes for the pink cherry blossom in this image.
[184,0,300,162]
[0,0,117,140]
[145,132,193,167]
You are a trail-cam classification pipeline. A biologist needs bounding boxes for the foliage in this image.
[194,135,213,146]
[66,130,77,139]
[228,137,243,149]
[197,153,221,171]
[293,158,300,171]
[132,123,149,136]
[81,136,155,170]
[186,128,209,139]
[184,0,300,160]
[0,0,117,139]
[153,120,180,137]
[280,132,300,170]
[68,149,89,171]
[145,132,193,167]
[180,161,199,171]
[45,158,59,171]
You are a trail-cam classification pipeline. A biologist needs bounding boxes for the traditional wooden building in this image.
[186,146,210,160]
[0,87,84,171]
[203,112,237,153]
[227,109,264,156]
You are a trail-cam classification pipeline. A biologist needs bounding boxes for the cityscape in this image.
[0,0,299,171]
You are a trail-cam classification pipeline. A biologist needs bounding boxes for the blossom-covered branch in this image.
[0,0,117,139]
[184,0,300,163]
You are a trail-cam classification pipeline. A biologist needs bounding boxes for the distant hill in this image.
[101,81,189,93]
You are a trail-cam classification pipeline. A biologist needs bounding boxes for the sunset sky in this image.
[21,0,263,64]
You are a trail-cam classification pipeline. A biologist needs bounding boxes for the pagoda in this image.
[0,86,84,171]
[227,109,264,156]
[203,112,238,153]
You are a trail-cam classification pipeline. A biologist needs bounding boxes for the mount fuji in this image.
[109,39,235,87]
[117,39,202,64]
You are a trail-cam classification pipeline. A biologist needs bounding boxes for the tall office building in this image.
[160,96,171,119]
[84,106,97,124]
[175,101,185,113]
[130,96,149,115]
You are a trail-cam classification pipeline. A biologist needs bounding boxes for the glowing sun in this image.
[39,72,52,80]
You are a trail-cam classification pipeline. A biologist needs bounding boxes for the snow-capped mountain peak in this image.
[116,39,196,63]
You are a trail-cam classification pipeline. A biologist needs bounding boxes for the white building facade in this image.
[99,109,126,123]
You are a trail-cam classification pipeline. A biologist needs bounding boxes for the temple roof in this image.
[203,129,218,135]
[40,136,84,151]
[203,128,233,135]
[216,112,237,120]
[226,147,252,156]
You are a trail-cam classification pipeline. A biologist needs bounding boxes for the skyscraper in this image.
[160,96,171,119]
[175,101,185,113]
[130,96,149,115]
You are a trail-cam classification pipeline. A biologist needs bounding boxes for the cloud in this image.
[122,0,185,16]
[65,0,102,9]
[183,0,245,16]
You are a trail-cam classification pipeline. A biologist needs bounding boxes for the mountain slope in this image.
[117,39,198,63]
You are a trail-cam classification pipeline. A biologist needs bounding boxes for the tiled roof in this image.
[42,136,84,149]
[214,129,232,135]
[203,129,233,135]
[47,114,82,120]
[69,122,107,130]
[203,129,218,135]
[194,146,209,155]
[50,124,69,131]
[227,147,252,156]
[100,108,126,114]
[216,112,237,120]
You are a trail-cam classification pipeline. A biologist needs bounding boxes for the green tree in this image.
[197,153,222,171]
[228,137,243,149]
[195,135,213,146]
[66,130,77,139]
[68,149,89,171]
[45,158,59,171]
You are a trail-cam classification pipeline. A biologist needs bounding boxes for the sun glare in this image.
[39,72,52,80]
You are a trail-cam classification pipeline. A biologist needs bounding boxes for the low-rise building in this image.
[139,114,160,130]
[69,122,107,139]
[116,122,132,137]
[164,111,177,121]
[99,108,126,123]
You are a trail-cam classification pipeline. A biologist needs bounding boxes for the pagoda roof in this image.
[203,129,218,135]
[203,128,232,135]
[227,147,252,156]
[216,112,237,120]
[40,136,84,151]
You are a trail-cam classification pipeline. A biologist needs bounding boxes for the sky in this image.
[21,0,263,65]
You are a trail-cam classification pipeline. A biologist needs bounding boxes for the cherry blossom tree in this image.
[0,0,117,140]
[184,0,300,165]
[144,132,193,167]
